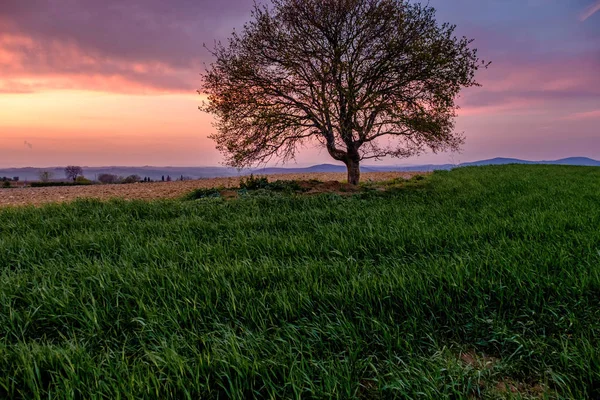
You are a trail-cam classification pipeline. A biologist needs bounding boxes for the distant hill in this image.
[546,157,600,166]
[460,157,537,166]
[254,164,347,174]
[461,157,600,167]
[1,157,598,181]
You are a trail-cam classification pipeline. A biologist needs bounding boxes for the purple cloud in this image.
[0,0,598,100]
[0,0,254,93]
[581,0,600,21]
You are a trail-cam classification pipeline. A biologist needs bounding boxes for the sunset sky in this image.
[1,0,599,168]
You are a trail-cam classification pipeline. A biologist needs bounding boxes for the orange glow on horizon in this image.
[0,90,223,167]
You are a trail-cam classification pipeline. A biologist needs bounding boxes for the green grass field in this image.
[1,165,599,399]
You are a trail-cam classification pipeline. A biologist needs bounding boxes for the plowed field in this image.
[0,171,424,207]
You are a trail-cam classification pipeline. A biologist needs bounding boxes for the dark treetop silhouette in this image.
[64,166,83,182]
[200,0,487,184]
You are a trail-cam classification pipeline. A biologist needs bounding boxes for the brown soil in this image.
[460,351,498,370]
[459,351,551,399]
[494,379,549,397]
[0,171,426,207]
[301,180,363,195]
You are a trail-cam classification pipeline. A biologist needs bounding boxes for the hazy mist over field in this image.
[1,157,599,181]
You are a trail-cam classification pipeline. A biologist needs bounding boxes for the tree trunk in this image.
[346,158,360,185]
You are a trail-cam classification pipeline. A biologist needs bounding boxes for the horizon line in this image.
[1,156,599,170]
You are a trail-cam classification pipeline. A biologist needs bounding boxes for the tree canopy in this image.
[64,166,83,182]
[200,0,488,184]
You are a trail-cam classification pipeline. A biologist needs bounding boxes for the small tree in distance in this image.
[98,173,119,184]
[64,166,83,182]
[39,170,53,183]
[122,175,142,184]
[200,0,488,184]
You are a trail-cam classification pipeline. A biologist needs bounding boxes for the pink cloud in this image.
[457,54,600,116]
[458,98,544,117]
[0,34,198,94]
[480,56,599,95]
[580,0,600,21]
[562,110,600,120]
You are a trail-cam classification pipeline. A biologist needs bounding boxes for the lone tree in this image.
[64,166,83,182]
[200,0,487,184]
[38,170,53,183]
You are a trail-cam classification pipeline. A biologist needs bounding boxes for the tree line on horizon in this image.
[1,165,194,188]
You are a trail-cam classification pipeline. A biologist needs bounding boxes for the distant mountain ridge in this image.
[1,157,598,181]
[460,157,600,167]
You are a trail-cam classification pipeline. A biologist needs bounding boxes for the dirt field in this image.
[0,172,425,207]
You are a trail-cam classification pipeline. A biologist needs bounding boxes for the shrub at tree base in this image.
[186,178,305,200]
[239,174,270,190]
[239,175,304,192]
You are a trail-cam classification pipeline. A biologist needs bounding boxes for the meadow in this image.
[1,165,599,399]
